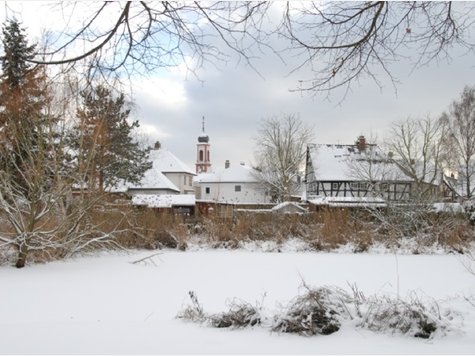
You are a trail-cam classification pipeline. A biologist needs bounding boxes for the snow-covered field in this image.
[1,248,474,354]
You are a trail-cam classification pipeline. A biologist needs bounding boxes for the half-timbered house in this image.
[305,137,415,203]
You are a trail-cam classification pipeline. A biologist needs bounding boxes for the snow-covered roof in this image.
[308,144,413,182]
[431,202,464,213]
[128,168,179,192]
[128,148,195,191]
[271,201,307,213]
[148,149,195,175]
[132,194,195,208]
[194,164,259,183]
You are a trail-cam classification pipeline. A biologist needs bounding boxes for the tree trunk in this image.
[15,243,28,268]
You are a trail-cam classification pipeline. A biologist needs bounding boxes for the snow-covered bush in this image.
[209,300,261,328]
[272,287,351,335]
[359,296,449,339]
[177,292,261,329]
[177,285,460,340]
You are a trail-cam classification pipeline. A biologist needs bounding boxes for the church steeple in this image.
[196,116,211,173]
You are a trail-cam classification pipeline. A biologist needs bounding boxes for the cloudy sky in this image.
[2,2,475,171]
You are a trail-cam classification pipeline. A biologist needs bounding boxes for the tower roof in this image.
[198,115,209,143]
[198,134,209,143]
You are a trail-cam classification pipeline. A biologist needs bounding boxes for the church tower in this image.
[196,116,211,173]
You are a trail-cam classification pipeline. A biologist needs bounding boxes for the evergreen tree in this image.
[0,20,61,268]
[1,19,36,89]
[0,19,50,170]
[74,85,151,191]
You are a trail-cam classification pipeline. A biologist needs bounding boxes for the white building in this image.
[194,161,271,205]
[128,142,196,196]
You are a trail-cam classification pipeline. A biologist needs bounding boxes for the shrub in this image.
[272,286,352,336]
[209,300,261,328]
[176,285,457,340]
[177,292,261,329]
[359,297,441,339]
[176,291,206,323]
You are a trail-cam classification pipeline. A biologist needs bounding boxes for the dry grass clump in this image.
[114,208,191,250]
[176,285,455,339]
[272,286,350,336]
[209,300,261,328]
[176,291,207,323]
[360,296,442,339]
[177,291,261,329]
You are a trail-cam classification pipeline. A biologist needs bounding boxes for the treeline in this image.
[0,20,150,267]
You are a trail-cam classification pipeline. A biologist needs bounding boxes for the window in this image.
[351,182,368,190]
[184,176,187,185]
[332,182,339,190]
[205,187,210,194]
[235,185,241,192]
[199,150,203,161]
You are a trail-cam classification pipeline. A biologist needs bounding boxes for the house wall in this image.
[164,172,195,194]
[197,182,271,204]
[306,181,412,201]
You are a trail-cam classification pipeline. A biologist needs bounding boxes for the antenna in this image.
[202,116,205,133]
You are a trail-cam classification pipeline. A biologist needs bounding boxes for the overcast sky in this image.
[2,1,475,171]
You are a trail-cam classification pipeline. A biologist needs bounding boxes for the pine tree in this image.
[74,85,151,191]
[1,20,36,88]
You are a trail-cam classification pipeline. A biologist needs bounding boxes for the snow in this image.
[309,195,387,208]
[271,201,307,213]
[132,193,195,208]
[128,148,195,191]
[149,148,195,175]
[128,167,179,191]
[308,143,412,182]
[195,163,258,183]
[0,249,474,354]
[432,202,465,213]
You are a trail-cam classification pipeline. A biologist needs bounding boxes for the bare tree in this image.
[387,116,448,200]
[444,86,475,199]
[27,2,271,81]
[253,114,314,203]
[21,2,475,94]
[0,73,134,267]
[278,1,475,95]
[345,134,410,200]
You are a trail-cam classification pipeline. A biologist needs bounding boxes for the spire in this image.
[198,115,209,143]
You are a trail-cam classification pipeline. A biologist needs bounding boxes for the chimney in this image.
[225,160,230,169]
[356,135,366,152]
[154,141,161,150]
